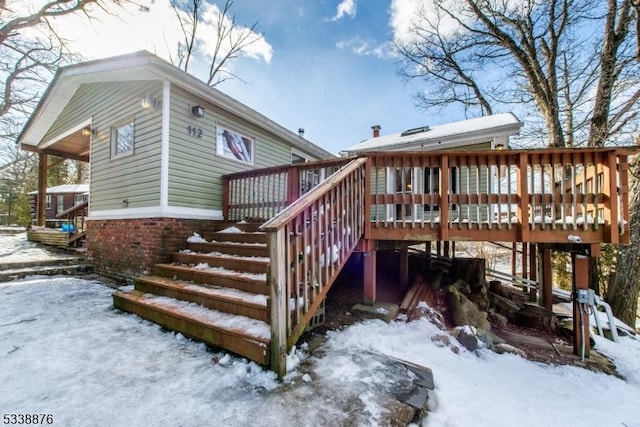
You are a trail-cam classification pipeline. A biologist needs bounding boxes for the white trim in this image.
[40,119,92,150]
[160,80,170,213]
[89,206,222,220]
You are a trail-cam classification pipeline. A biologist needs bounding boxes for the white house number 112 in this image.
[187,125,203,138]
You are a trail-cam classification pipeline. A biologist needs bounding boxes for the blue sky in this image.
[53,0,465,155]
[216,0,445,154]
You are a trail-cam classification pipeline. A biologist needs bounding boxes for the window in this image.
[56,195,64,214]
[74,194,87,205]
[46,195,52,210]
[216,125,254,164]
[111,121,134,158]
[292,152,307,164]
[423,167,457,210]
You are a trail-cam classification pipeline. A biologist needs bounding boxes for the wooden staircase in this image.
[113,223,273,365]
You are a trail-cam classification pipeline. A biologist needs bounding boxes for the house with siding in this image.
[28,184,89,225]
[18,51,333,280]
[340,115,523,223]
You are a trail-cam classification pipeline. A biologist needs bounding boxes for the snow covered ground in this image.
[1,274,639,427]
[0,232,76,264]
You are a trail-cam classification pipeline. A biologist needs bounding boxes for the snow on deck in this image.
[179,249,270,263]
[136,293,270,341]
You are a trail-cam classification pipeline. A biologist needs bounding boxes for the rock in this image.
[446,285,491,332]
[488,310,508,328]
[409,302,446,330]
[489,280,503,295]
[452,279,471,295]
[453,325,492,351]
[514,304,557,333]
[431,334,451,347]
[493,343,528,358]
[490,293,521,319]
[352,303,399,323]
[469,284,490,311]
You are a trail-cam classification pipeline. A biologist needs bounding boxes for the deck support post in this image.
[363,239,377,305]
[572,254,590,358]
[37,152,47,226]
[541,245,553,310]
[529,243,537,302]
[443,241,450,258]
[399,246,408,287]
[425,241,432,271]
[522,243,528,294]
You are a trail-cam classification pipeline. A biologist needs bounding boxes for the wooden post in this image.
[541,246,553,310]
[517,152,530,242]
[399,246,408,287]
[286,166,300,207]
[37,152,47,226]
[522,243,528,294]
[529,243,537,302]
[511,242,517,277]
[443,241,450,258]
[363,239,377,305]
[440,154,449,241]
[268,229,288,379]
[572,254,590,358]
[425,241,432,271]
[222,177,230,221]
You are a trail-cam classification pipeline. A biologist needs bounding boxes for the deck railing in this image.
[364,148,629,245]
[260,157,367,377]
[55,200,88,247]
[222,158,355,222]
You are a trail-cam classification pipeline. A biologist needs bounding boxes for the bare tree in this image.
[395,0,640,324]
[0,1,130,222]
[169,0,261,86]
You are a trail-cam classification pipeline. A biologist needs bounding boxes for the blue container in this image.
[61,224,75,233]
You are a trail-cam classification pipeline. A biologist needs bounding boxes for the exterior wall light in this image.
[191,105,205,118]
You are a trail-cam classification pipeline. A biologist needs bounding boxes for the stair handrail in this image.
[56,200,88,246]
[261,157,368,378]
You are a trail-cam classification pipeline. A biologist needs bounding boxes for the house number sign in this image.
[187,125,203,138]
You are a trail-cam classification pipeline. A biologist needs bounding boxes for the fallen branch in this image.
[0,318,37,327]
[7,345,20,354]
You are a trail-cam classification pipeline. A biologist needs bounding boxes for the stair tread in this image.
[115,290,270,343]
[177,250,270,263]
[190,240,267,249]
[139,276,268,307]
[160,263,267,283]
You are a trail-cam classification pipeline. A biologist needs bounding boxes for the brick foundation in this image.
[85,218,220,283]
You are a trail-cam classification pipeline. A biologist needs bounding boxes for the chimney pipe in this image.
[372,124,381,138]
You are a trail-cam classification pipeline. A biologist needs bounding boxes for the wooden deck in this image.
[222,147,631,376]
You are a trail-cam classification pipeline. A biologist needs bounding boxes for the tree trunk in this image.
[606,157,640,327]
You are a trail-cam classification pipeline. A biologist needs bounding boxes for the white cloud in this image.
[198,2,273,64]
[44,0,272,66]
[390,0,465,43]
[331,0,357,21]
[336,37,393,60]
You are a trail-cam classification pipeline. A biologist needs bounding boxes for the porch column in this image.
[363,239,377,305]
[425,241,432,271]
[572,254,590,358]
[37,152,47,226]
[399,246,408,287]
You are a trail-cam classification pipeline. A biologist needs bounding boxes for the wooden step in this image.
[202,231,267,245]
[154,263,268,295]
[172,252,269,274]
[113,290,270,365]
[187,241,268,258]
[135,276,269,322]
[210,223,264,233]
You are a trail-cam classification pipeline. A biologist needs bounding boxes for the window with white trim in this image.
[45,195,52,210]
[111,120,134,158]
[216,125,254,165]
[56,195,64,214]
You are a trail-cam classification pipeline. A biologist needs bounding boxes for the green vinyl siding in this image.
[86,81,163,211]
[167,86,293,210]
